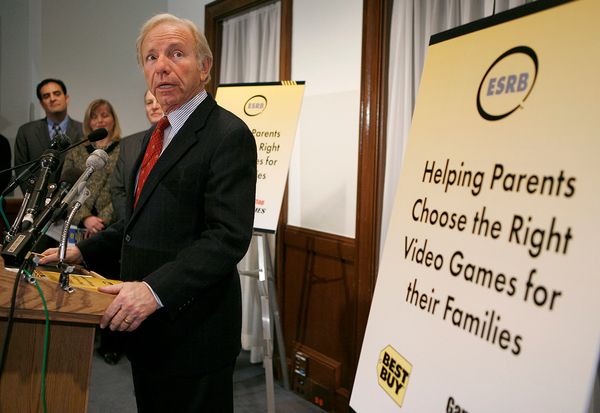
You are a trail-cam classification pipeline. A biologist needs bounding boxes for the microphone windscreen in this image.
[86,149,109,170]
[39,149,61,171]
[52,133,71,150]
[88,128,108,142]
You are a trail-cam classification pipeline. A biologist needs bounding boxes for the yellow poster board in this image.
[351,1,600,412]
[216,82,305,232]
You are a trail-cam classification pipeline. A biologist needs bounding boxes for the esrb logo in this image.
[377,345,412,407]
[476,46,538,121]
[244,94,267,116]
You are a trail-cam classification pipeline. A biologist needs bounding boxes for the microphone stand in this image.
[58,186,90,292]
[0,129,106,197]
[2,176,35,246]
[0,132,102,246]
[0,159,41,197]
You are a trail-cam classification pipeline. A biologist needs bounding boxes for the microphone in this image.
[88,128,109,143]
[21,150,61,231]
[58,128,108,155]
[32,168,82,232]
[0,128,107,197]
[50,132,71,150]
[59,149,108,208]
[0,169,80,267]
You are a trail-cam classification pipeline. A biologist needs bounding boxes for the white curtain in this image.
[220,2,280,83]
[220,1,281,364]
[381,0,533,251]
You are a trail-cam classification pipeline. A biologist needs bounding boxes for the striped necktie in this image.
[51,123,62,142]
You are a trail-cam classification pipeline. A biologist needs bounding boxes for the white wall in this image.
[0,0,41,145]
[40,0,168,138]
[1,0,363,240]
[288,0,362,237]
[167,0,206,29]
[0,0,210,146]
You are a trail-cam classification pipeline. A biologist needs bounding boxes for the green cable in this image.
[25,270,49,413]
[0,195,10,228]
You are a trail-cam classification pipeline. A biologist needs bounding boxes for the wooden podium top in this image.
[0,265,116,325]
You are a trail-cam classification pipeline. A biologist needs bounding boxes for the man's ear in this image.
[200,56,213,83]
[65,94,70,106]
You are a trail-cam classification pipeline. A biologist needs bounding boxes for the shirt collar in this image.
[165,90,208,139]
[46,116,69,135]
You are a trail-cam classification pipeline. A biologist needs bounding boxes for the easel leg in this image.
[258,235,276,413]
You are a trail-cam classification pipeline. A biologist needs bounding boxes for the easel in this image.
[238,230,289,413]
[216,81,305,411]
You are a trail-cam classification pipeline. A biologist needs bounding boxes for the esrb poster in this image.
[351,1,600,412]
[216,82,304,232]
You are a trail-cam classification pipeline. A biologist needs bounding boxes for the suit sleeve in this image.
[145,121,257,317]
[77,218,124,278]
[109,148,127,223]
[14,127,28,168]
[0,136,11,192]
[13,127,30,191]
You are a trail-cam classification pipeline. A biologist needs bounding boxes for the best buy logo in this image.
[377,345,412,407]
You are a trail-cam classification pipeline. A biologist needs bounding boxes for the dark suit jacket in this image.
[13,117,83,188]
[0,134,10,193]
[78,94,257,375]
[110,130,146,223]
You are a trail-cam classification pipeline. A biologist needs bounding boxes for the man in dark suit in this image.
[40,13,256,413]
[13,78,83,188]
[13,78,83,250]
[110,90,162,222]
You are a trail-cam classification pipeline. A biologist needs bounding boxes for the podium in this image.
[0,266,115,412]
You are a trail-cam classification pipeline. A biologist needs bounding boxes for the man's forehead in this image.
[143,23,193,50]
[41,82,62,94]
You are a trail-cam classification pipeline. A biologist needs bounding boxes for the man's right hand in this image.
[38,245,84,265]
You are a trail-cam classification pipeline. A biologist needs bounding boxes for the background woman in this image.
[62,98,121,239]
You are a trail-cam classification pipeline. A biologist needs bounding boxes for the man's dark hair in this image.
[36,78,67,100]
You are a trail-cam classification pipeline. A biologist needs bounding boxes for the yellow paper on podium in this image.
[35,269,121,291]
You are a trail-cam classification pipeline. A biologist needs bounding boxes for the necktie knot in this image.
[156,116,170,133]
[52,123,61,137]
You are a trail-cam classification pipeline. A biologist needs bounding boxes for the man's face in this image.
[144,90,163,124]
[140,23,210,113]
[39,82,69,117]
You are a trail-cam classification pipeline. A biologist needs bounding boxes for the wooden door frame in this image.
[353,0,392,373]
[205,0,293,95]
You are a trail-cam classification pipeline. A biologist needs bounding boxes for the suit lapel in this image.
[65,117,80,141]
[127,94,217,226]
